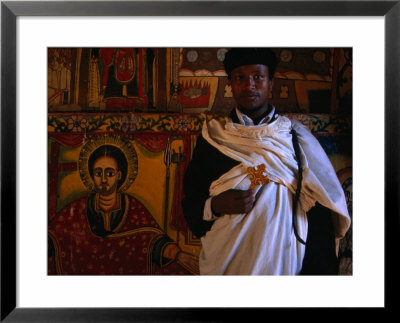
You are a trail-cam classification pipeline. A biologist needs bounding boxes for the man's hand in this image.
[211,189,256,215]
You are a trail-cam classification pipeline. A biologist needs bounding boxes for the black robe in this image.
[182,111,339,275]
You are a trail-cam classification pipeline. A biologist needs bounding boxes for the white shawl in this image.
[199,115,350,275]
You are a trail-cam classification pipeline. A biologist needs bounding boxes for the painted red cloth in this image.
[114,48,135,83]
[48,193,190,275]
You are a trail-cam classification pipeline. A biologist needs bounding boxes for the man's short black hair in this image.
[88,145,128,188]
[224,48,277,80]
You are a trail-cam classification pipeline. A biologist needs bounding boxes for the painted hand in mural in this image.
[211,189,256,215]
[176,251,200,275]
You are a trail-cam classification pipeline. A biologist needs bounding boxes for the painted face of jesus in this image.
[92,156,122,196]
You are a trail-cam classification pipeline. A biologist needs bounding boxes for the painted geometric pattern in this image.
[48,113,223,133]
[48,113,352,134]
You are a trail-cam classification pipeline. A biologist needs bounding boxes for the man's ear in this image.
[117,171,122,181]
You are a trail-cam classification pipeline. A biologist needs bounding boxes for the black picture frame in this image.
[1,1,398,321]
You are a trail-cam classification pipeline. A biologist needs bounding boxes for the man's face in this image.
[92,156,122,196]
[230,64,273,112]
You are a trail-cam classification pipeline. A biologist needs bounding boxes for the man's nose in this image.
[101,174,107,182]
[244,77,255,89]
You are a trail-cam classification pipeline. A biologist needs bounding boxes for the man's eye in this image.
[106,171,115,177]
[255,75,265,80]
[95,171,102,177]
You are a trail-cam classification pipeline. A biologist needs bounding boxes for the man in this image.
[182,48,351,275]
[49,144,199,275]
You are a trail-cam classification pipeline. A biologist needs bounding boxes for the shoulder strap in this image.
[291,128,306,245]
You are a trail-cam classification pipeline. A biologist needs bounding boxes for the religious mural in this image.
[48,48,352,275]
[48,48,164,112]
[48,48,73,107]
[48,47,352,115]
[177,48,352,115]
[48,113,221,275]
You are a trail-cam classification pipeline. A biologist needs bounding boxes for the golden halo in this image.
[78,133,138,192]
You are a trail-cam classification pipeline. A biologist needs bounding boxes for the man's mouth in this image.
[244,94,259,101]
[243,92,259,99]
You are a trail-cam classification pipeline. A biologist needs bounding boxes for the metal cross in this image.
[247,164,270,189]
